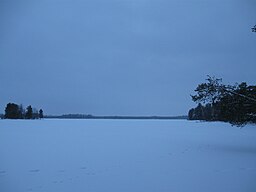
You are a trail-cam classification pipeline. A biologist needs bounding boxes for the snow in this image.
[0,119,256,192]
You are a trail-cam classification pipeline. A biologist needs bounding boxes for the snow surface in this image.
[0,119,256,192]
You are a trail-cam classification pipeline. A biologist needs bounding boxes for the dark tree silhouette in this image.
[252,25,256,32]
[3,103,43,120]
[25,105,33,119]
[4,103,21,119]
[189,76,256,126]
[39,109,44,119]
[191,76,224,105]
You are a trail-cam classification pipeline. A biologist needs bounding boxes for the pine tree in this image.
[190,77,256,126]
[4,103,21,119]
[39,109,44,119]
[25,105,33,119]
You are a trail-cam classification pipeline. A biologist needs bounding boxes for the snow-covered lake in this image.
[0,119,256,192]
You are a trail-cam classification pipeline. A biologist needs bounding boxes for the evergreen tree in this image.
[189,77,256,126]
[252,25,256,32]
[188,108,195,120]
[4,103,21,119]
[39,109,44,119]
[194,103,203,120]
[25,105,33,119]
[204,103,213,121]
[191,76,224,105]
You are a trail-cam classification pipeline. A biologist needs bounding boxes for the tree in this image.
[188,103,213,121]
[191,76,224,105]
[204,103,213,121]
[4,103,21,119]
[191,76,226,120]
[39,109,44,119]
[189,77,256,126]
[188,108,195,120]
[194,103,204,120]
[25,105,33,119]
[252,25,256,32]
[221,83,256,125]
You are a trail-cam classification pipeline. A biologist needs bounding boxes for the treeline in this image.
[3,103,43,119]
[46,114,93,119]
[45,114,188,120]
[189,76,256,126]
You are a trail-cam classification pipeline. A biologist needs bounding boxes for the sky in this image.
[0,0,256,116]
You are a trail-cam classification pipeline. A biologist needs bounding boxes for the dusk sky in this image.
[0,0,255,116]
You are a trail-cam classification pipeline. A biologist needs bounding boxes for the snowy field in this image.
[0,119,256,192]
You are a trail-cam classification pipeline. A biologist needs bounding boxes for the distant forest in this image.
[45,114,188,120]
[189,76,256,126]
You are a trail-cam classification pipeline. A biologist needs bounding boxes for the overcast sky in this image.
[0,0,255,116]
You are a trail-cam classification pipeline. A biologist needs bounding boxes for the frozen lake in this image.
[0,119,256,192]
